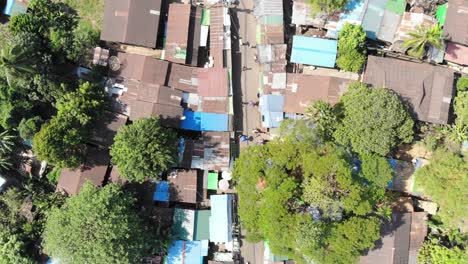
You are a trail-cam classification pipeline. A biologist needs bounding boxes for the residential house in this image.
[393,12,438,52]
[444,42,468,65]
[444,0,468,46]
[118,80,184,126]
[360,198,428,264]
[284,73,350,114]
[171,208,211,241]
[361,0,404,41]
[101,0,162,48]
[257,44,287,93]
[364,56,455,124]
[210,3,226,68]
[259,94,284,128]
[254,0,284,45]
[111,52,169,86]
[290,36,338,68]
[180,110,229,131]
[167,240,209,264]
[164,3,201,65]
[90,111,128,148]
[167,169,203,204]
[56,147,109,196]
[209,194,233,243]
[180,132,231,171]
[167,63,199,94]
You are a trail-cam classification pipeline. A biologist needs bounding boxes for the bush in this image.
[18,116,42,140]
[336,24,367,73]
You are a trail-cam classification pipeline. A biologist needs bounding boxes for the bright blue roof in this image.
[338,0,367,28]
[180,110,228,131]
[260,94,284,128]
[209,195,233,243]
[153,181,169,202]
[167,240,208,264]
[291,36,338,67]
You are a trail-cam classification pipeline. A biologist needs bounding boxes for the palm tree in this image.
[0,130,15,154]
[0,45,35,87]
[403,24,444,59]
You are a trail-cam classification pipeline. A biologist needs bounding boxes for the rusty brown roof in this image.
[445,42,468,65]
[165,4,191,64]
[364,56,455,124]
[284,73,350,114]
[197,68,229,97]
[180,132,230,171]
[101,0,162,48]
[57,147,109,195]
[167,63,199,93]
[168,169,201,203]
[210,4,224,68]
[199,97,228,113]
[90,111,128,148]
[444,0,468,45]
[112,53,169,85]
[258,24,284,44]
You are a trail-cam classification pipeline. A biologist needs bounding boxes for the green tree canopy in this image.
[306,100,338,141]
[233,120,384,263]
[43,183,158,264]
[403,24,444,59]
[306,0,348,14]
[110,118,178,182]
[334,82,414,156]
[0,45,35,87]
[413,149,468,232]
[18,116,42,141]
[336,23,367,73]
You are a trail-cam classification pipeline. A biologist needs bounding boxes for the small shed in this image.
[290,36,337,68]
[209,195,233,243]
[180,110,229,132]
[207,172,219,190]
[167,240,209,264]
[194,210,211,241]
[172,208,210,241]
[259,94,284,128]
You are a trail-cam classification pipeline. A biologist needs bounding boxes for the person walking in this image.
[242,100,258,107]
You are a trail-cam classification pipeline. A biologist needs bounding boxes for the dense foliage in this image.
[418,229,468,264]
[444,77,468,143]
[306,0,349,14]
[336,24,367,73]
[413,149,468,232]
[306,100,338,141]
[43,183,158,264]
[334,82,414,156]
[110,118,178,182]
[403,24,444,59]
[233,120,386,263]
[33,82,106,168]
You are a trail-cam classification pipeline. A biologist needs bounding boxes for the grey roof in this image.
[253,0,283,17]
[291,0,328,27]
[444,0,468,45]
[364,56,455,124]
[101,0,162,48]
[377,10,401,43]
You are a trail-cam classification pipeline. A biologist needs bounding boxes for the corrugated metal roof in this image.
[90,111,127,148]
[377,10,401,43]
[290,36,337,68]
[168,169,200,203]
[210,4,225,68]
[444,0,468,45]
[445,41,468,65]
[364,56,455,124]
[291,0,328,27]
[202,132,230,171]
[172,208,195,240]
[113,52,169,86]
[259,94,284,128]
[167,240,208,264]
[362,0,386,40]
[394,12,437,42]
[165,4,191,64]
[194,210,211,241]
[253,0,283,17]
[385,0,406,15]
[180,110,229,131]
[167,64,199,93]
[57,147,109,195]
[258,24,284,44]
[197,68,228,97]
[101,0,162,48]
[285,73,350,114]
[209,195,233,243]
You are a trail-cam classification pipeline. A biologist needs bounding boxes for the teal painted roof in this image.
[291,36,337,68]
[194,210,211,241]
[209,195,233,243]
[362,0,387,39]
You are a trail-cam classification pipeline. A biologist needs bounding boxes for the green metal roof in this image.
[202,9,210,26]
[385,0,406,15]
[436,3,447,26]
[194,210,211,240]
[207,172,218,190]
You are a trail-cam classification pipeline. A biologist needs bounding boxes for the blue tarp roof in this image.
[291,36,338,68]
[153,181,169,202]
[180,110,228,132]
[167,240,208,264]
[209,195,233,243]
[260,94,284,128]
